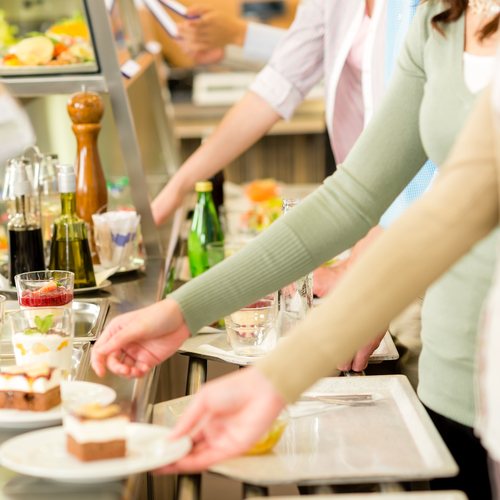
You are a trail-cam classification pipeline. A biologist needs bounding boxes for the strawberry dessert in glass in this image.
[15,271,74,309]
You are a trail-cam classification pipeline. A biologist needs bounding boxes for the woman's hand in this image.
[177,6,247,53]
[336,331,386,372]
[156,367,286,474]
[151,174,189,227]
[91,299,190,378]
[313,259,349,297]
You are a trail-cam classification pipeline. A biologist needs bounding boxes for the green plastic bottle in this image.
[48,165,96,289]
[188,181,223,278]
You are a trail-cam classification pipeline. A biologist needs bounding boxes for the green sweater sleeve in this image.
[170,4,432,335]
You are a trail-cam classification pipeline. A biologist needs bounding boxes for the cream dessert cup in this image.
[9,308,74,379]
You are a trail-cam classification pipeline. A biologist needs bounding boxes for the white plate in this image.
[116,257,145,274]
[0,424,192,483]
[0,381,116,429]
[94,258,146,276]
[74,280,112,294]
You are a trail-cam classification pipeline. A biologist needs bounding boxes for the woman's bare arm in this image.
[151,92,280,225]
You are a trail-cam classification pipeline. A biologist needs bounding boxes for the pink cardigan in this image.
[249,0,388,163]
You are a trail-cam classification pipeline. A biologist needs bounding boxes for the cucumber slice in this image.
[14,36,53,65]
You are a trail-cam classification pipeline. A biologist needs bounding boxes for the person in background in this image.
[93,2,500,498]
[162,85,500,497]
[176,4,285,63]
[0,84,35,167]
[154,0,437,371]
[314,0,438,386]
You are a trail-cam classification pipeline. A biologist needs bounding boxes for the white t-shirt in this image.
[463,52,495,94]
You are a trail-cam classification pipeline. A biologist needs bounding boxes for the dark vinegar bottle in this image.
[8,160,45,286]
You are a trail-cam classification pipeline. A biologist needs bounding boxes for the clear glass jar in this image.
[38,153,61,263]
[278,198,313,336]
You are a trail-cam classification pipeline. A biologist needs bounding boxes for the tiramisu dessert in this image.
[12,313,73,376]
[0,362,61,411]
[64,403,129,461]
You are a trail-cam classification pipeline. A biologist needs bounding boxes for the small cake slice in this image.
[0,362,61,411]
[65,403,129,461]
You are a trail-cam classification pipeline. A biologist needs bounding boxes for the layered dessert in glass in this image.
[15,270,74,309]
[10,308,74,379]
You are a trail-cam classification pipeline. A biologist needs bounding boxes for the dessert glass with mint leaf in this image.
[10,308,74,379]
[15,270,74,309]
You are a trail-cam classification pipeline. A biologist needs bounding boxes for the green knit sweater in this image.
[170,2,498,427]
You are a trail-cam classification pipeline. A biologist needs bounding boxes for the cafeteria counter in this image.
[0,206,183,500]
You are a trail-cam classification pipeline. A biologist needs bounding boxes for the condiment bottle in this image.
[37,153,61,263]
[8,159,45,286]
[209,170,224,218]
[188,181,223,278]
[49,165,96,289]
[67,89,108,264]
[278,199,313,336]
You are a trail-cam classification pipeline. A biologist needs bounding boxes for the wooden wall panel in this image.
[180,133,326,185]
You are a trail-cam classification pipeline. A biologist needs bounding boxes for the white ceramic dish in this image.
[113,257,145,275]
[94,258,145,276]
[0,381,116,429]
[73,280,112,294]
[0,424,191,483]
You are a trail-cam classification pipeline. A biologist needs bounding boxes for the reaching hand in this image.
[314,261,386,371]
[313,259,349,297]
[177,5,247,53]
[336,331,386,372]
[179,46,225,64]
[91,299,190,379]
[156,367,286,474]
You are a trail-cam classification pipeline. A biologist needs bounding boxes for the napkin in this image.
[94,265,120,286]
[197,343,257,362]
[0,273,11,290]
[92,211,141,269]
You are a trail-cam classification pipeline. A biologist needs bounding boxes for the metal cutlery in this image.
[298,394,375,406]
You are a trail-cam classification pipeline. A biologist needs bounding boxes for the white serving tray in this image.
[178,331,398,367]
[154,376,458,486]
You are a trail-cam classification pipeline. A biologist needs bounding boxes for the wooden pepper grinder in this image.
[67,89,108,264]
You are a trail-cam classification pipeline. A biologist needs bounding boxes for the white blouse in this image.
[463,52,495,94]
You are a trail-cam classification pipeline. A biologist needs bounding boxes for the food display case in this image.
[0,0,180,258]
[0,0,98,76]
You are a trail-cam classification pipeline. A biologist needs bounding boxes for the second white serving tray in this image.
[155,375,458,486]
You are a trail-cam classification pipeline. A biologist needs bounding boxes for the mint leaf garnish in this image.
[24,329,39,335]
[34,316,43,331]
[30,315,53,334]
[40,315,53,333]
